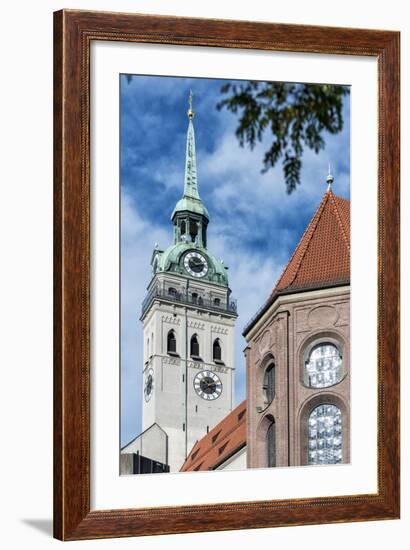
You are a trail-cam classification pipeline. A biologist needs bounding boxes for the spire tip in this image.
[326,163,334,191]
[187,89,194,119]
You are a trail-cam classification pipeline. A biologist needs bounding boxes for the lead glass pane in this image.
[306,343,342,388]
[308,404,342,465]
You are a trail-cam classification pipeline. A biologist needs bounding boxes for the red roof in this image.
[180,401,247,471]
[274,190,350,293]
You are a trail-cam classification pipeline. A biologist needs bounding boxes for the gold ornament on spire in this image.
[187,89,194,119]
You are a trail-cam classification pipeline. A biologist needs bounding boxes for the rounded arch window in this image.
[266,416,276,467]
[167,330,176,354]
[190,334,200,358]
[263,363,275,404]
[307,404,342,465]
[213,339,222,361]
[305,342,342,388]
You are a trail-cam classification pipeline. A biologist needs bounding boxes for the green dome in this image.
[171,196,209,221]
[155,242,228,286]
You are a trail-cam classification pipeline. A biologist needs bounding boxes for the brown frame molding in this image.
[54,9,400,541]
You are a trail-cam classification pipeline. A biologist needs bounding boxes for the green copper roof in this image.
[150,92,229,288]
[171,113,209,221]
[153,242,229,286]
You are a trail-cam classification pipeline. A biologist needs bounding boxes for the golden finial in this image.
[187,89,194,119]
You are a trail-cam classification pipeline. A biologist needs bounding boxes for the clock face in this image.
[184,251,209,278]
[144,369,154,402]
[194,370,222,400]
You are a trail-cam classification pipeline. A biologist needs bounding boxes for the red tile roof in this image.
[180,401,247,471]
[274,190,350,293]
[243,190,350,336]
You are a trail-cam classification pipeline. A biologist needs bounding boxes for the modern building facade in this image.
[121,93,238,473]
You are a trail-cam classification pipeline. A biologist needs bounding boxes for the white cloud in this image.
[121,191,170,444]
[121,88,350,444]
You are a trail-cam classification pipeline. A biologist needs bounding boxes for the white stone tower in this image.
[140,92,238,472]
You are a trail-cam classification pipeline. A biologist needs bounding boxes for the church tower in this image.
[140,92,238,472]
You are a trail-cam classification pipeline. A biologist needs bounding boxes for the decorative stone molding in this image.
[162,356,180,367]
[188,320,205,330]
[258,329,272,355]
[161,314,181,325]
[308,305,338,328]
[210,325,228,335]
[187,361,204,370]
[335,301,349,326]
[295,308,310,333]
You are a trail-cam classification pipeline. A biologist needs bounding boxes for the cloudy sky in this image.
[120,74,350,447]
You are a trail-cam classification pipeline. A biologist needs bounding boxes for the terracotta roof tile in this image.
[274,191,350,293]
[180,401,247,471]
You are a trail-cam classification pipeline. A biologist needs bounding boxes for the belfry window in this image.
[189,220,198,243]
[213,297,221,307]
[305,342,342,388]
[308,404,343,465]
[190,334,200,358]
[168,287,178,298]
[266,417,276,467]
[167,330,177,354]
[263,363,275,404]
[213,339,222,362]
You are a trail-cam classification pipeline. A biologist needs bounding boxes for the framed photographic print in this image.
[54,9,400,540]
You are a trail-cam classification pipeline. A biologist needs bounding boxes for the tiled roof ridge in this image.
[329,192,350,251]
[182,401,246,470]
[274,191,330,291]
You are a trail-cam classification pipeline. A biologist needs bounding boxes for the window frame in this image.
[299,393,350,465]
[212,338,222,362]
[300,333,346,389]
[190,333,200,359]
[307,402,343,466]
[263,362,275,405]
[167,329,177,355]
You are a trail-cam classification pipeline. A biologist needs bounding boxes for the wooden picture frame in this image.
[53,9,400,540]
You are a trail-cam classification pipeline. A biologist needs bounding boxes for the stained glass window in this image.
[307,404,343,465]
[305,343,342,388]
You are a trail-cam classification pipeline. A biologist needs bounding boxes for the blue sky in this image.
[120,74,350,447]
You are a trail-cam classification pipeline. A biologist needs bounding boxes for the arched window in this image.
[213,297,221,307]
[305,342,342,388]
[180,220,186,236]
[190,334,200,358]
[168,287,177,298]
[266,417,276,467]
[213,339,222,362]
[308,404,342,465]
[191,292,198,304]
[263,363,275,404]
[167,330,176,354]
